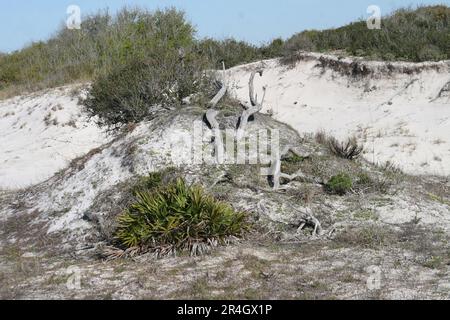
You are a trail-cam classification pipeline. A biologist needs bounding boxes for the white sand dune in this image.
[0,53,449,191]
[228,53,450,176]
[0,86,109,189]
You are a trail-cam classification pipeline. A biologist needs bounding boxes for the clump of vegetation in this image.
[355,172,392,194]
[314,130,328,145]
[0,7,281,99]
[333,225,393,249]
[326,173,353,195]
[283,6,450,64]
[0,8,208,97]
[281,152,306,175]
[197,38,283,69]
[1,5,448,99]
[115,178,250,257]
[328,137,364,160]
[131,168,179,195]
[83,53,212,127]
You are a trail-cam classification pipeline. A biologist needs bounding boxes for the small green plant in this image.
[131,168,178,195]
[422,256,443,269]
[115,178,250,257]
[281,152,306,175]
[326,173,353,195]
[356,173,372,186]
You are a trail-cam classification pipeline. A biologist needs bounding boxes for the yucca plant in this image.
[328,137,364,160]
[115,178,249,257]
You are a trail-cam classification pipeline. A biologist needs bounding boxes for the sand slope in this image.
[0,86,109,189]
[228,53,450,176]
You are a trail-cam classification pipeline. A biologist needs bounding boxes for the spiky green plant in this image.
[115,178,249,256]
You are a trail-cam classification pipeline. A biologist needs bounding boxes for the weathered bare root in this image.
[204,63,228,163]
[205,108,224,163]
[258,201,326,238]
[268,146,317,190]
[236,69,266,140]
[294,207,328,237]
[208,84,227,108]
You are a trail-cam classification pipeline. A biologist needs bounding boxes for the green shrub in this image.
[83,50,212,127]
[282,5,450,63]
[0,7,199,96]
[326,173,353,195]
[131,168,178,195]
[115,178,250,256]
[1,5,448,98]
[197,38,262,69]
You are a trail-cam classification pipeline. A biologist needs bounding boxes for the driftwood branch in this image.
[268,147,320,190]
[205,109,224,163]
[204,63,227,163]
[296,209,323,237]
[249,69,264,107]
[236,69,266,140]
[257,200,324,238]
[208,84,227,108]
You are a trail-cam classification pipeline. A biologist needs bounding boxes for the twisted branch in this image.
[236,69,266,140]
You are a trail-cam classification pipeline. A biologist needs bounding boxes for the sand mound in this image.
[228,52,450,176]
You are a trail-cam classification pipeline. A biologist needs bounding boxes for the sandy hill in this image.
[0,53,449,299]
[228,52,450,176]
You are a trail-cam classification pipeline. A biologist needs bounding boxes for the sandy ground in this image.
[0,54,449,300]
[0,86,109,189]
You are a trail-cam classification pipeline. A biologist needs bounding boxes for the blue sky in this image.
[0,0,448,52]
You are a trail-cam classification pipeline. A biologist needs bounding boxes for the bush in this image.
[115,178,250,256]
[328,137,364,160]
[282,5,450,63]
[197,38,261,69]
[83,51,212,127]
[282,31,318,64]
[1,5,448,98]
[0,7,199,95]
[326,173,353,195]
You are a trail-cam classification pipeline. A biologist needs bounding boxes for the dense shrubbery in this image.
[0,8,197,93]
[197,38,283,69]
[0,5,448,100]
[115,178,249,256]
[283,5,450,63]
[0,7,281,97]
[83,50,213,126]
